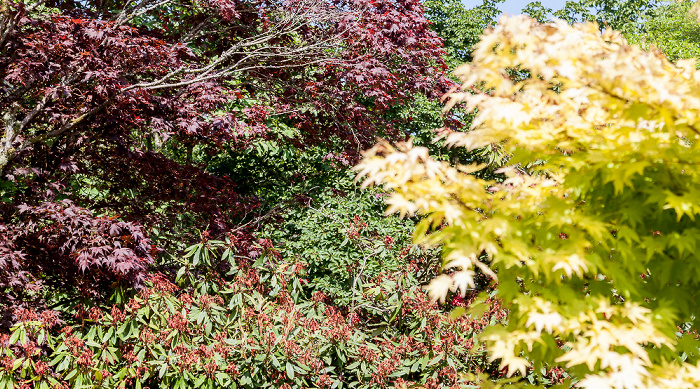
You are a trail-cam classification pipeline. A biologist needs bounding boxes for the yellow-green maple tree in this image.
[357,15,700,388]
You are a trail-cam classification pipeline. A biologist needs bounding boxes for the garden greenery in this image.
[2,0,695,388]
[1,188,516,388]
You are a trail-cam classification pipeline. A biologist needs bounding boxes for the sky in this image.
[462,0,563,16]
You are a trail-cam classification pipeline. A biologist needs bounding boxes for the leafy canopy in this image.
[551,0,661,34]
[358,15,700,388]
[627,0,700,64]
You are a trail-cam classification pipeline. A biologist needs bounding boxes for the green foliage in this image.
[552,0,661,34]
[521,2,553,23]
[208,135,352,202]
[424,0,503,67]
[627,0,700,63]
[259,188,423,307]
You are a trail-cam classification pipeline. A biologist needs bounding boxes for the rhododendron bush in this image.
[1,189,513,388]
[357,15,700,388]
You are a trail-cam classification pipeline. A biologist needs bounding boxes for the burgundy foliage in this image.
[1,200,152,326]
[0,0,449,323]
[276,0,453,158]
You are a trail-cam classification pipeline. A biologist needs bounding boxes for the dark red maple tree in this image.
[0,0,450,323]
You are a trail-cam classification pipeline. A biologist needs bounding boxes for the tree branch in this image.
[2,0,352,172]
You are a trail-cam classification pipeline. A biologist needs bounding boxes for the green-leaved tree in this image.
[358,15,700,388]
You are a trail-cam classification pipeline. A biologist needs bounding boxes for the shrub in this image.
[2,190,508,388]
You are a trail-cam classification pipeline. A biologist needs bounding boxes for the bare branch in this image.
[123,0,350,90]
